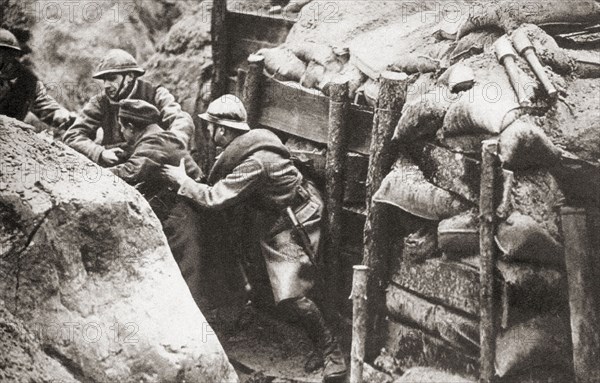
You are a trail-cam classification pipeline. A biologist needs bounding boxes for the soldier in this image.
[108,99,206,303]
[63,48,193,167]
[162,95,347,383]
[0,28,75,130]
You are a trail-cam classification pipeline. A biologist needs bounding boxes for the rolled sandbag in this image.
[496,212,565,267]
[257,46,306,82]
[456,0,600,39]
[373,155,471,220]
[356,78,380,108]
[440,83,522,138]
[495,314,572,378]
[338,63,366,100]
[438,133,496,155]
[389,54,441,74]
[290,41,341,73]
[300,60,325,90]
[499,118,561,170]
[438,210,479,255]
[393,74,457,142]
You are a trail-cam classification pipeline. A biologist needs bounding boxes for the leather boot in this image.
[278,297,347,382]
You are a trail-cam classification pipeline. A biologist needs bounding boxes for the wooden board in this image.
[255,77,373,154]
[382,318,479,377]
[227,11,294,73]
[386,285,479,353]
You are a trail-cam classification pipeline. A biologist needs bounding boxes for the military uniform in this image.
[177,129,322,303]
[108,100,204,304]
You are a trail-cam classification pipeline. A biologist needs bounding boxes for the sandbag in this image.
[440,83,523,138]
[393,74,457,142]
[437,210,479,255]
[499,118,561,170]
[338,63,366,100]
[495,315,572,378]
[456,0,600,39]
[437,133,496,155]
[496,212,565,267]
[389,54,442,74]
[290,41,341,73]
[373,155,471,220]
[403,225,438,264]
[257,46,306,82]
[300,60,325,90]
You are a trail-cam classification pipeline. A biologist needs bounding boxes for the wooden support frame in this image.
[211,0,230,100]
[560,207,600,383]
[243,54,265,129]
[362,71,408,352]
[325,80,349,307]
[479,140,499,383]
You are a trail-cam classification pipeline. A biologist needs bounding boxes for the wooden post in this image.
[350,265,369,383]
[479,139,499,383]
[560,207,600,383]
[325,80,349,306]
[362,71,407,350]
[236,68,247,99]
[243,54,265,129]
[210,0,230,100]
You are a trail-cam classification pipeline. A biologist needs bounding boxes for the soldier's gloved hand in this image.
[100,148,125,166]
[162,158,190,187]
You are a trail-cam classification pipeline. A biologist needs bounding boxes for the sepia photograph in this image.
[1,0,599,382]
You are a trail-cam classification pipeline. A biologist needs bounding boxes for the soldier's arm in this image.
[62,96,105,163]
[177,158,264,210]
[108,149,153,185]
[154,86,194,149]
[30,81,72,127]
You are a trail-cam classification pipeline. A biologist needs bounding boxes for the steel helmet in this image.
[0,28,22,52]
[198,94,250,131]
[92,49,145,79]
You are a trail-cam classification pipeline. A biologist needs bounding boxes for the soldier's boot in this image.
[278,296,347,382]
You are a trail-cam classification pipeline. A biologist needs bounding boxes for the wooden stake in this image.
[479,139,499,383]
[350,265,369,383]
[210,0,230,100]
[236,68,246,99]
[325,80,349,306]
[560,207,600,383]
[243,54,265,129]
[362,71,407,352]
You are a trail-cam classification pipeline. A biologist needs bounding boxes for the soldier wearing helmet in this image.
[63,48,193,167]
[0,28,75,130]
[162,95,348,383]
[108,99,208,304]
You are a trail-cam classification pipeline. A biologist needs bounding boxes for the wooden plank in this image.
[391,258,482,316]
[259,76,331,143]
[419,144,481,203]
[227,11,294,72]
[386,285,479,353]
[383,318,479,377]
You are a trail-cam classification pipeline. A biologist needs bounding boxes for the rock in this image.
[0,302,79,383]
[0,116,238,383]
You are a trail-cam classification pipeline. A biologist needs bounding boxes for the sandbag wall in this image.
[370,22,600,381]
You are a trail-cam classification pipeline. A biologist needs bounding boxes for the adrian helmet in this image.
[198,94,251,132]
[92,49,145,79]
[0,28,22,52]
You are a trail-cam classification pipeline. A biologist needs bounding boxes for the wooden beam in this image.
[243,54,265,129]
[211,0,230,100]
[350,265,369,383]
[256,76,373,154]
[325,80,349,310]
[362,71,408,354]
[479,140,499,383]
[560,207,600,383]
